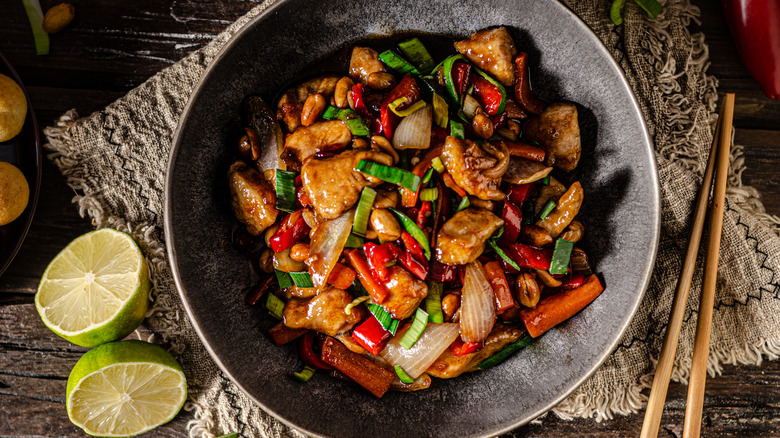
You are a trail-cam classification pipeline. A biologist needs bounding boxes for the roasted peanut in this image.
[496,127,518,141]
[237,134,251,158]
[244,127,261,160]
[372,188,400,209]
[264,223,280,246]
[371,135,399,164]
[301,93,326,126]
[335,77,354,109]
[441,293,461,322]
[516,273,541,308]
[365,228,378,240]
[42,3,75,34]
[560,220,585,243]
[520,225,553,247]
[289,242,310,262]
[263,169,276,187]
[367,72,397,90]
[507,119,522,136]
[258,248,274,273]
[472,113,494,139]
[352,138,369,150]
[369,209,402,242]
[535,269,562,288]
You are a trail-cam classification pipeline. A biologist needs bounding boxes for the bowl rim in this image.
[164,1,661,435]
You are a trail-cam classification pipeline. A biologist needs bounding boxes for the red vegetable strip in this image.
[506,182,537,205]
[321,337,395,398]
[503,141,546,162]
[416,201,432,231]
[471,75,503,115]
[560,274,585,291]
[363,242,400,283]
[299,331,333,370]
[351,83,370,117]
[453,62,472,96]
[519,274,605,338]
[507,243,553,270]
[442,172,467,198]
[380,75,422,140]
[401,145,444,207]
[244,276,275,306]
[428,260,458,282]
[450,338,482,357]
[351,316,391,356]
[498,201,523,247]
[398,251,429,281]
[483,261,515,314]
[346,249,390,303]
[270,211,310,253]
[327,263,357,290]
[513,53,546,115]
[401,231,425,264]
[268,322,307,346]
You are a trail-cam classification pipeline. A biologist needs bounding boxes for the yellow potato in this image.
[0,74,27,142]
[0,162,29,225]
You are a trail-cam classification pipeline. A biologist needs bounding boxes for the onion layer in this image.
[307,209,355,289]
[460,261,496,343]
[392,104,432,150]
[380,323,460,379]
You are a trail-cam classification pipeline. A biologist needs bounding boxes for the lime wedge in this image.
[66,340,187,437]
[35,228,150,347]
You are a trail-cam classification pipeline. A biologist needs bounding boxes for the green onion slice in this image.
[610,0,625,25]
[350,279,369,297]
[398,37,435,73]
[275,269,294,289]
[488,239,522,271]
[345,296,371,315]
[293,365,316,382]
[355,160,421,192]
[266,293,285,320]
[477,335,533,370]
[431,156,445,173]
[432,93,449,128]
[216,433,239,438]
[473,66,508,114]
[394,365,415,384]
[388,208,431,260]
[420,187,438,201]
[539,199,556,220]
[344,118,370,136]
[424,281,444,323]
[633,0,663,18]
[289,271,314,288]
[275,169,297,213]
[322,106,342,120]
[378,50,420,76]
[450,120,465,140]
[457,196,470,212]
[353,187,377,237]
[441,54,467,103]
[400,308,429,349]
[421,168,434,185]
[22,0,49,55]
[549,238,574,275]
[389,97,427,117]
[367,303,400,335]
[521,202,535,225]
[542,175,551,185]
[344,233,365,249]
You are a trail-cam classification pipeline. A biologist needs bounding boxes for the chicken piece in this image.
[533,176,566,215]
[280,120,353,171]
[301,149,393,220]
[283,287,365,336]
[454,27,517,86]
[435,208,503,265]
[349,47,387,85]
[277,74,340,132]
[228,160,279,235]
[426,323,527,378]
[281,286,318,300]
[382,266,428,319]
[441,136,509,201]
[524,102,581,171]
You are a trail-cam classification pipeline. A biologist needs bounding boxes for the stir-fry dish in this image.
[229,27,605,397]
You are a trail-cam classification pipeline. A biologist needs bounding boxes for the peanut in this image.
[520,225,553,247]
[472,113,494,139]
[42,3,75,34]
[516,273,540,308]
[301,93,326,126]
[442,293,460,322]
[258,249,274,273]
[369,209,401,242]
[560,220,585,243]
[289,242,310,262]
[334,77,354,109]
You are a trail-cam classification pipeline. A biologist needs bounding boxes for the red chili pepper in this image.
[400,231,425,263]
[351,316,391,356]
[471,75,503,115]
[431,126,449,146]
[351,83,370,117]
[400,145,444,207]
[452,62,472,96]
[380,75,422,139]
[490,112,507,130]
[483,261,515,314]
[442,172,467,198]
[295,186,311,208]
[513,53,546,115]
[450,338,481,357]
[722,0,780,99]
[346,250,390,304]
[416,201,432,231]
[363,242,401,283]
[269,211,310,253]
[398,251,428,281]
[428,260,458,282]
[299,331,333,370]
[498,201,522,247]
[508,243,553,270]
[506,182,537,205]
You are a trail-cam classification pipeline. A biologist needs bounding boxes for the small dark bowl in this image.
[165,0,660,436]
[0,52,43,277]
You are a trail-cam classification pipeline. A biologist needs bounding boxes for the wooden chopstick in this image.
[682,93,736,438]
[639,102,727,438]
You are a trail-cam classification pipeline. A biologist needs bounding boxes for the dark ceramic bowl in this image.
[165,0,660,436]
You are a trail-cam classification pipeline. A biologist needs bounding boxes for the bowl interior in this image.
[165,0,659,436]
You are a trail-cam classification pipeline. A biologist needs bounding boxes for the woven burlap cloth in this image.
[43,0,780,436]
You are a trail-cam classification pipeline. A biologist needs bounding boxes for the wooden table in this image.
[1,1,778,436]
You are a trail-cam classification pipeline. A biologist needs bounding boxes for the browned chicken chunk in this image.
[281,120,353,170]
[283,287,365,336]
[381,266,428,319]
[454,27,517,86]
[281,286,317,300]
[441,136,509,201]
[349,47,387,85]
[524,102,581,171]
[435,208,504,264]
[228,160,279,235]
[301,149,393,220]
[277,74,340,132]
[426,323,527,378]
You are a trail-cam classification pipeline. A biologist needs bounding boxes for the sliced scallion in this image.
[275,169,297,213]
[420,188,438,202]
[355,160,421,192]
[394,365,415,384]
[432,92,449,128]
[633,0,663,19]
[421,168,434,185]
[542,175,551,185]
[344,233,365,249]
[345,296,371,315]
[425,281,444,323]
[275,269,294,289]
[353,187,377,237]
[487,239,522,271]
[322,106,342,120]
[431,156,445,173]
[400,308,429,349]
[473,66,508,114]
[549,238,574,275]
[610,0,625,25]
[368,303,400,335]
[345,118,370,136]
[389,98,427,117]
[266,293,285,320]
[293,365,316,382]
[398,37,435,73]
[477,335,533,370]
[22,0,49,55]
[388,207,431,260]
[457,196,470,212]
[289,271,314,288]
[539,199,557,220]
[378,50,420,75]
[450,120,465,140]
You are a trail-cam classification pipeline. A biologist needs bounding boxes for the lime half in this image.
[35,228,150,347]
[66,340,187,437]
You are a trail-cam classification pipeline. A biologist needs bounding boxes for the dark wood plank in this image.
[738,129,780,215]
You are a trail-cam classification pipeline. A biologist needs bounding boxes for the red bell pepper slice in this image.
[560,274,585,291]
[450,337,481,357]
[346,249,390,304]
[508,243,553,270]
[269,211,310,253]
[416,201,432,231]
[452,62,472,96]
[506,182,537,205]
[398,251,428,281]
[380,75,422,139]
[351,83,370,117]
[428,260,457,282]
[471,75,503,116]
[401,231,425,264]
[299,331,333,370]
[363,242,401,283]
[400,145,444,207]
[483,261,515,314]
[498,201,522,247]
[351,316,391,356]
[490,112,507,130]
[442,172,467,198]
[513,53,546,115]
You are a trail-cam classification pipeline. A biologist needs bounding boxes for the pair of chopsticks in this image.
[640,93,736,438]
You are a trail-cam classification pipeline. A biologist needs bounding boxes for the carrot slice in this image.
[519,274,604,338]
[321,337,395,398]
